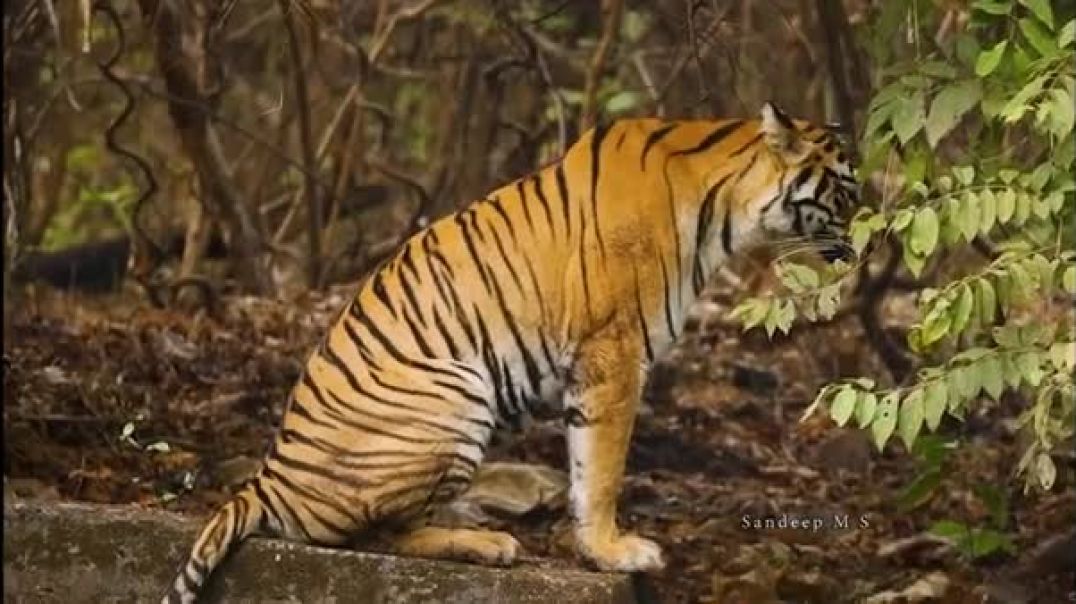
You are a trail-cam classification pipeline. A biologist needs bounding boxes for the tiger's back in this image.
[163,106,860,603]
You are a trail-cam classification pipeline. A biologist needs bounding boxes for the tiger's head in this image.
[754,102,860,263]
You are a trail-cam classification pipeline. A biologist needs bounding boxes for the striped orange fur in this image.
[163,103,859,603]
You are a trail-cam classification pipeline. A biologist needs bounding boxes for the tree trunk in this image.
[137,0,272,295]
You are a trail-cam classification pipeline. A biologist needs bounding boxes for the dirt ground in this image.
[4,283,1073,603]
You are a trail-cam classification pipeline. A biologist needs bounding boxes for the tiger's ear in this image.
[760,102,807,161]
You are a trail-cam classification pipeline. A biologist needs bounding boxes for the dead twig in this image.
[279,0,323,289]
[580,0,624,132]
[90,1,164,300]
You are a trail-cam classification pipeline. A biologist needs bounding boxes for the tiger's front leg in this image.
[566,320,665,573]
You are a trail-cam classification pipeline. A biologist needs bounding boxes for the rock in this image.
[4,501,637,604]
[862,572,950,603]
[776,569,840,603]
[811,428,873,475]
[729,363,779,396]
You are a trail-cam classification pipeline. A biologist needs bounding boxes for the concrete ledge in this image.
[4,502,638,604]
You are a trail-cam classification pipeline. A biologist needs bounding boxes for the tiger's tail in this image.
[162,485,265,604]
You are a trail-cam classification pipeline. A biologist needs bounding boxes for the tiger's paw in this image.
[578,533,665,573]
[393,526,522,567]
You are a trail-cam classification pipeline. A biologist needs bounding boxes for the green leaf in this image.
[899,389,926,449]
[979,188,997,234]
[1035,453,1056,489]
[891,208,916,231]
[829,387,857,427]
[871,394,899,451]
[1015,351,1044,386]
[953,165,976,185]
[1002,74,1048,123]
[1008,260,1033,303]
[1060,19,1075,47]
[1018,0,1053,29]
[997,188,1017,223]
[892,92,927,144]
[958,190,982,242]
[908,207,940,256]
[924,380,948,431]
[954,363,982,399]
[980,355,1006,400]
[925,80,983,148]
[898,467,942,511]
[973,483,1010,529]
[977,278,997,327]
[1048,342,1075,371]
[975,40,1008,77]
[1062,266,1076,293]
[918,61,958,79]
[1018,17,1057,57]
[1000,351,1024,388]
[970,529,1016,558]
[1014,191,1033,224]
[930,519,969,542]
[1045,89,1075,141]
[816,284,840,320]
[921,302,953,347]
[855,391,878,428]
[777,262,819,293]
[604,90,643,114]
[731,298,771,330]
[972,0,1012,16]
[950,283,975,335]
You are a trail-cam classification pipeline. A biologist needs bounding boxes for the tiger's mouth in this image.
[818,239,856,263]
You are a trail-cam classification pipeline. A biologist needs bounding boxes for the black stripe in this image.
[400,304,435,357]
[371,273,397,318]
[515,180,534,233]
[486,265,544,397]
[262,465,355,535]
[473,313,510,419]
[396,263,429,329]
[348,306,460,379]
[259,479,311,540]
[692,178,722,294]
[487,224,525,294]
[487,195,519,244]
[340,315,381,370]
[400,242,421,281]
[658,256,677,339]
[641,122,678,169]
[671,120,744,157]
[729,133,762,157]
[251,478,285,533]
[577,197,593,320]
[555,164,571,239]
[590,121,612,263]
[531,174,556,236]
[430,306,461,360]
[792,167,813,191]
[633,273,655,363]
[721,203,734,256]
[286,395,337,430]
[454,211,494,294]
[322,343,465,427]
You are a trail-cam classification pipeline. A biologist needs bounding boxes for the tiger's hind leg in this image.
[390,525,522,566]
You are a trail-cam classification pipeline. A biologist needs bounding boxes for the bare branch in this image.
[279,0,323,289]
[580,0,624,132]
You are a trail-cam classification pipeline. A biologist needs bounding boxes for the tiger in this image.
[163,102,860,603]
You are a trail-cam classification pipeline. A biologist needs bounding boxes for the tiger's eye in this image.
[823,141,836,153]
[837,151,847,163]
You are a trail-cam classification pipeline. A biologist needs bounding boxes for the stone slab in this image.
[4,501,639,604]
